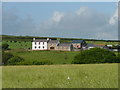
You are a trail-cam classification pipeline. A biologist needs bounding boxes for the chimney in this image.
[33,38,35,41]
[47,38,49,41]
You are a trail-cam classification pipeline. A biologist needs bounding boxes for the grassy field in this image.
[2,41,31,49]
[2,64,118,88]
[11,50,79,64]
[86,41,119,45]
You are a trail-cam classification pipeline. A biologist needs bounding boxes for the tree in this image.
[72,48,117,64]
[2,52,13,64]
[7,56,24,65]
[2,43,9,50]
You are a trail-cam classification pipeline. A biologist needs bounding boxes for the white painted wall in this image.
[32,42,47,50]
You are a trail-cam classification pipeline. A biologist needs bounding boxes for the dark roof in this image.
[33,39,48,42]
[48,40,59,43]
[58,43,72,47]
[72,40,85,43]
[86,43,95,47]
[86,43,105,47]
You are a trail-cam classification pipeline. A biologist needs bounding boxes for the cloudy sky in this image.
[2,2,118,40]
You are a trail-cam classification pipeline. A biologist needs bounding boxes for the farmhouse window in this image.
[35,42,36,45]
[39,46,40,48]
[43,42,44,45]
[39,42,40,45]
[43,46,44,48]
[35,46,37,48]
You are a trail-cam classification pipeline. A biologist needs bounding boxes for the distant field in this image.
[11,50,79,64]
[2,64,118,88]
[2,39,119,50]
[2,41,31,49]
[86,41,118,45]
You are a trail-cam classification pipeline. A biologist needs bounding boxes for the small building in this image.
[72,40,87,49]
[32,38,48,50]
[83,43,110,50]
[57,43,73,51]
[47,40,60,50]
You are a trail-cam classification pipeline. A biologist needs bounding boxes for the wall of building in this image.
[47,43,58,50]
[72,43,81,49]
[32,42,47,50]
[56,46,71,51]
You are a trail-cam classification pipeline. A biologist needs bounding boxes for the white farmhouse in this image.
[32,38,48,50]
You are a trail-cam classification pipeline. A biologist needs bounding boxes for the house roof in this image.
[57,43,72,47]
[33,39,48,42]
[72,40,85,43]
[48,40,59,43]
[86,43,105,47]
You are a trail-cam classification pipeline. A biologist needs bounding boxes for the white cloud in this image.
[109,7,118,25]
[37,6,118,40]
[50,11,65,22]
[3,6,118,40]
[76,6,89,15]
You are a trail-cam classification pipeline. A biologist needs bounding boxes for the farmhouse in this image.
[57,43,73,51]
[47,39,59,50]
[32,38,48,50]
[32,38,111,51]
[32,38,73,51]
[72,40,87,49]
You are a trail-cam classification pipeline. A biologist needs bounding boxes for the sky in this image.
[2,2,119,40]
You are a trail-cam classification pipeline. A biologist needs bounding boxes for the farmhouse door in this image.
[50,47,55,50]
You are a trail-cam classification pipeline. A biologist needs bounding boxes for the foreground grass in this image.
[2,64,118,88]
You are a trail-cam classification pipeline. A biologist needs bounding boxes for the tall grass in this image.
[2,64,118,88]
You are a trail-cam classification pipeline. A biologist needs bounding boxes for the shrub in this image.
[44,60,53,65]
[2,52,13,64]
[7,56,24,65]
[32,60,53,65]
[116,53,120,63]
[14,40,17,43]
[72,48,117,64]
[2,43,9,50]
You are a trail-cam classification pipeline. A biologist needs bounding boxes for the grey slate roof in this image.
[72,40,85,43]
[57,43,72,47]
[48,40,59,43]
[33,39,48,42]
[86,43,104,48]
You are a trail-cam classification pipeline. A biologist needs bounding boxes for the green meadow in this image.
[11,50,79,64]
[2,64,118,88]
[2,41,31,49]
[86,41,118,45]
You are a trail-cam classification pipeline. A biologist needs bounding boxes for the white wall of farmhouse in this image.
[32,42,47,50]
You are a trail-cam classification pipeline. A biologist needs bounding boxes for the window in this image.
[43,42,44,45]
[35,46,37,48]
[39,42,40,45]
[43,46,44,48]
[35,42,36,45]
[39,46,40,48]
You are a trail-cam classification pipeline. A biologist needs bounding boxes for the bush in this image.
[2,43,9,50]
[7,56,24,65]
[2,52,13,64]
[72,48,117,64]
[116,53,120,63]
[14,40,17,43]
[32,60,53,65]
